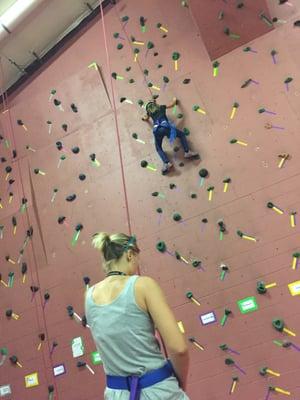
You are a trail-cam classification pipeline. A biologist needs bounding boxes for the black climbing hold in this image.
[71,103,78,113]
[56,141,63,150]
[76,224,83,231]
[66,194,76,202]
[58,216,66,224]
[141,160,148,168]
[153,52,158,56]
[177,113,183,119]
[83,276,90,285]
[62,124,68,132]
[72,147,80,154]
[179,162,184,167]
[183,79,191,84]
[132,133,138,139]
[202,218,208,223]
[12,150,17,158]
[156,208,163,213]
[169,183,176,189]
[126,66,131,72]
[199,169,208,178]
[191,193,197,199]
[53,99,61,106]
[152,192,159,197]
[79,174,86,181]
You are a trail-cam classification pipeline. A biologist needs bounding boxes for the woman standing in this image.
[85,232,190,399]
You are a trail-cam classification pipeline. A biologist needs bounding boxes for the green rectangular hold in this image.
[91,351,102,365]
[237,296,258,314]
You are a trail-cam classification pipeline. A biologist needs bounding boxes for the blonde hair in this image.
[92,232,139,272]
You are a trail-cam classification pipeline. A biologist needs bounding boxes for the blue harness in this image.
[153,117,177,144]
[106,360,175,400]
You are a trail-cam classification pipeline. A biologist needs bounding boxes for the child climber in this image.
[142,97,199,175]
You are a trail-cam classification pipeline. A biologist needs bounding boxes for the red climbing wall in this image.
[1,0,300,399]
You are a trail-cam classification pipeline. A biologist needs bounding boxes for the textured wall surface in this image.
[1,0,300,399]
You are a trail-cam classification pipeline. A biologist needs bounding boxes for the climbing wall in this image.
[1,0,300,399]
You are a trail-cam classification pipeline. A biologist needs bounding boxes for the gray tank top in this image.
[85,275,166,376]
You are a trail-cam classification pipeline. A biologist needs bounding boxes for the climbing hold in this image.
[156,208,163,213]
[169,183,176,189]
[191,193,197,199]
[199,169,208,178]
[156,241,166,252]
[72,147,80,154]
[177,113,183,119]
[117,43,123,50]
[183,78,190,84]
[66,194,76,202]
[62,124,68,132]
[71,103,78,113]
[183,128,190,136]
[173,213,182,221]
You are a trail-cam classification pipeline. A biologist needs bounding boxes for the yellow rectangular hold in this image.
[25,372,39,388]
[177,321,185,333]
[288,281,300,296]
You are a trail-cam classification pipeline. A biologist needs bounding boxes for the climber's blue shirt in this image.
[147,105,177,144]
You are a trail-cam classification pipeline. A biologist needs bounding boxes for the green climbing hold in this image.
[173,213,182,221]
[117,43,123,50]
[163,76,169,83]
[147,41,154,49]
[156,208,163,213]
[121,16,129,22]
[256,281,267,294]
[143,69,149,75]
[137,100,144,106]
[183,128,190,136]
[132,133,138,139]
[172,52,180,60]
[156,241,166,252]
[272,318,284,332]
[192,260,201,268]
[129,79,135,84]
[177,113,183,119]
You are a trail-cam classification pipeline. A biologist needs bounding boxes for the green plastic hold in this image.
[143,69,149,75]
[156,241,166,253]
[172,52,180,61]
[267,202,274,209]
[140,160,148,168]
[219,344,228,351]
[258,108,265,113]
[151,191,159,197]
[134,48,140,54]
[132,133,138,139]
[163,76,169,83]
[272,318,284,332]
[186,291,193,299]
[0,347,8,355]
[183,128,190,136]
[173,213,182,221]
[121,16,129,22]
[236,230,243,237]
[257,281,267,294]
[156,208,163,213]
[117,43,123,50]
[175,251,181,260]
[230,138,237,144]
[177,113,183,119]
[243,47,251,52]
[137,99,144,106]
[129,79,135,84]
[192,260,201,268]
[193,105,199,111]
[225,358,234,365]
[113,32,119,38]
[213,61,220,68]
[259,367,268,376]
[147,41,154,49]
[256,281,267,294]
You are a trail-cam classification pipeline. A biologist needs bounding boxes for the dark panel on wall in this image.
[189,0,274,60]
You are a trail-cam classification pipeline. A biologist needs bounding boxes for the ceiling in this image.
[0,0,101,93]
